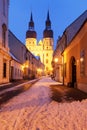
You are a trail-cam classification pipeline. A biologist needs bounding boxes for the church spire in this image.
[47,10,50,21]
[30,12,33,22]
[46,10,51,29]
[29,12,34,30]
[26,12,37,38]
[43,10,53,38]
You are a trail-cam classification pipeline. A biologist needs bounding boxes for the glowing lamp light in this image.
[22,65,24,71]
[54,58,58,63]
[80,57,84,62]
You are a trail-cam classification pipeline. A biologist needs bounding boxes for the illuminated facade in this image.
[26,11,54,75]
[0,0,11,84]
[9,30,44,80]
[53,10,87,93]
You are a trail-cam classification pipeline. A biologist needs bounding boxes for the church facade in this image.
[26,11,54,75]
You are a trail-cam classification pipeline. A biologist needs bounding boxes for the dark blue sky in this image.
[9,0,87,49]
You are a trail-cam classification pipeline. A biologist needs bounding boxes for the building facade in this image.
[26,11,54,75]
[53,10,87,93]
[9,30,44,81]
[0,0,11,84]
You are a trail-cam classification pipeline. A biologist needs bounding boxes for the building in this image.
[0,0,11,84]
[9,30,44,81]
[53,10,87,93]
[26,11,54,75]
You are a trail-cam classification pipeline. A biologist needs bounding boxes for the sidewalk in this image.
[0,79,29,91]
[50,84,87,102]
[0,79,39,106]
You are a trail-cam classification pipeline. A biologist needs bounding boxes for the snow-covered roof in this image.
[65,10,87,44]
[9,52,21,63]
[35,56,40,60]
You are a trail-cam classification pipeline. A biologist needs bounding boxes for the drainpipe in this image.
[62,54,64,85]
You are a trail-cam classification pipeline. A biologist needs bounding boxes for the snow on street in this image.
[0,77,87,130]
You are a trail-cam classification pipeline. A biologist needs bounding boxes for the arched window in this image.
[2,24,7,47]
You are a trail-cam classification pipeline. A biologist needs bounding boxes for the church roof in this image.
[26,30,37,38]
[43,29,53,38]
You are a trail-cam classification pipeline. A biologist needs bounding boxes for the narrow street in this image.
[0,77,87,130]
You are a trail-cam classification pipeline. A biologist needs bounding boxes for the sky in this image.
[9,0,87,49]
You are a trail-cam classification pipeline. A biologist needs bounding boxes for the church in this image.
[25,11,54,75]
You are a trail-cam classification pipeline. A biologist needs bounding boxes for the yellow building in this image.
[0,0,11,84]
[53,10,87,93]
[26,11,54,75]
[63,18,87,92]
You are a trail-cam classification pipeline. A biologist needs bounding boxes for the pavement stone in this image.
[50,85,87,102]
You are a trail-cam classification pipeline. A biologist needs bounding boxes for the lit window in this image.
[80,50,85,76]
[46,53,48,56]
[46,67,48,71]
[46,59,48,64]
[47,47,48,50]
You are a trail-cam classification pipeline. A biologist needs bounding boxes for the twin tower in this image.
[25,11,54,75]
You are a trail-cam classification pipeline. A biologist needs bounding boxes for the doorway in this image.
[71,57,76,87]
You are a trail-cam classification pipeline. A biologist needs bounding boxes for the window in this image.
[21,47,24,61]
[46,47,48,50]
[46,67,48,71]
[3,60,7,78]
[3,0,6,16]
[46,59,48,64]
[80,50,85,76]
[2,24,7,47]
[46,53,48,56]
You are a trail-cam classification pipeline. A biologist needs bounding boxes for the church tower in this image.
[43,10,54,75]
[26,12,37,53]
[25,11,54,75]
